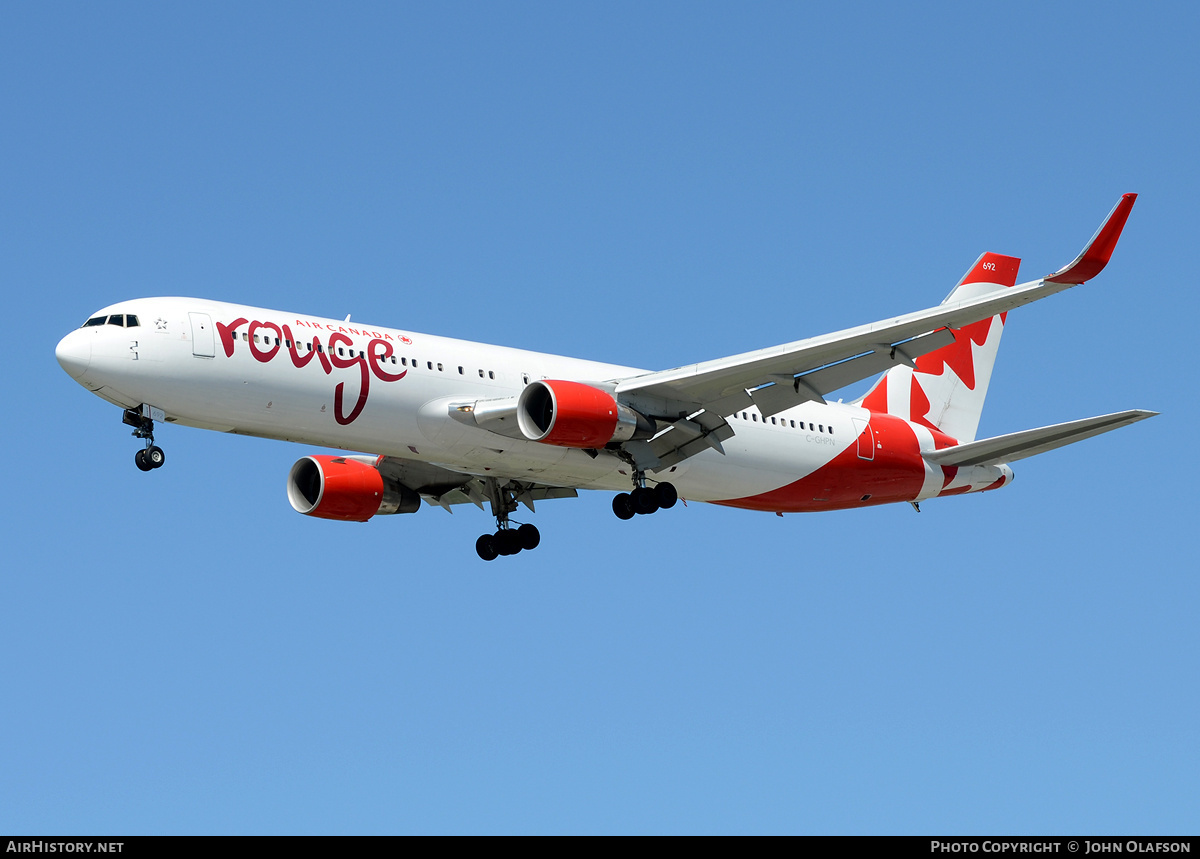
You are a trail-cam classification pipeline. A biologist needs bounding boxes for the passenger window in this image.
[488,371,495,380]
[285,340,292,348]
[742,412,747,420]
[337,347,344,356]
[479,369,484,377]
[437,363,443,372]
[401,357,407,366]
[771,417,777,425]
[752,414,758,422]
[819,425,824,433]
[458,366,464,374]
[427,361,433,370]
[522,374,529,385]
[243,333,248,341]
[790,420,795,428]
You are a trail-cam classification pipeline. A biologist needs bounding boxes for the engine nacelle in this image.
[517,380,655,448]
[287,455,420,522]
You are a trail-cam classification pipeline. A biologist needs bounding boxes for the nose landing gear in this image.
[123,406,166,472]
[134,445,166,472]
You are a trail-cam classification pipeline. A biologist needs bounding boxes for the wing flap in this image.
[424,481,579,511]
[922,410,1156,468]
[375,455,580,510]
[748,327,958,418]
[639,411,737,470]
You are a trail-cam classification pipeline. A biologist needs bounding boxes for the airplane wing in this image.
[614,194,1137,470]
[920,410,1156,468]
[373,454,577,513]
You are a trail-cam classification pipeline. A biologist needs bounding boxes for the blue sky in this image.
[2,2,1196,834]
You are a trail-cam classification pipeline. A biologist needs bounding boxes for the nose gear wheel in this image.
[123,407,166,471]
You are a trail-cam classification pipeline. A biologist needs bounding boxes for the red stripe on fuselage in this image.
[713,413,929,513]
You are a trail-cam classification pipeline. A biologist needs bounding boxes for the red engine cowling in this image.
[287,455,420,522]
[516,380,655,448]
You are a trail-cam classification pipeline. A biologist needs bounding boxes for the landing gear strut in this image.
[612,470,677,520]
[475,478,542,561]
[123,406,165,472]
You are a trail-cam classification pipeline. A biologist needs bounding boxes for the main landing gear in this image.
[123,407,165,472]
[612,473,677,520]
[475,478,542,561]
[475,523,540,561]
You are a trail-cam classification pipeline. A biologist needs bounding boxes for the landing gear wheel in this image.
[124,408,163,471]
[655,482,678,509]
[632,486,659,515]
[613,493,636,520]
[478,478,546,559]
[517,523,541,550]
[476,534,498,561]
[496,529,523,556]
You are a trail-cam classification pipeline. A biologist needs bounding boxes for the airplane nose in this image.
[56,331,91,380]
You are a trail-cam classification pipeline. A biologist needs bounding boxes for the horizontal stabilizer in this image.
[922,409,1157,468]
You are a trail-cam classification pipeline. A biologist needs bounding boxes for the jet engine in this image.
[287,455,421,522]
[516,380,655,448]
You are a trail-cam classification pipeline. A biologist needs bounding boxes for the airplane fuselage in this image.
[56,296,1011,513]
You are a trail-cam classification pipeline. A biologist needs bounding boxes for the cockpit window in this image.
[81,313,139,328]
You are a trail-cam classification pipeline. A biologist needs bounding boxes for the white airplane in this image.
[57,195,1154,560]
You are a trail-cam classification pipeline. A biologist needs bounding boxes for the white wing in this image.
[612,195,1137,469]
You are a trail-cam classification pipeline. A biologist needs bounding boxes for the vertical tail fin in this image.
[858,252,1020,442]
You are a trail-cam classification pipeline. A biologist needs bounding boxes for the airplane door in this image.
[189,312,215,358]
[852,418,875,461]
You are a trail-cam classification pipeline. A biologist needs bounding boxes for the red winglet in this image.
[1045,193,1137,284]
